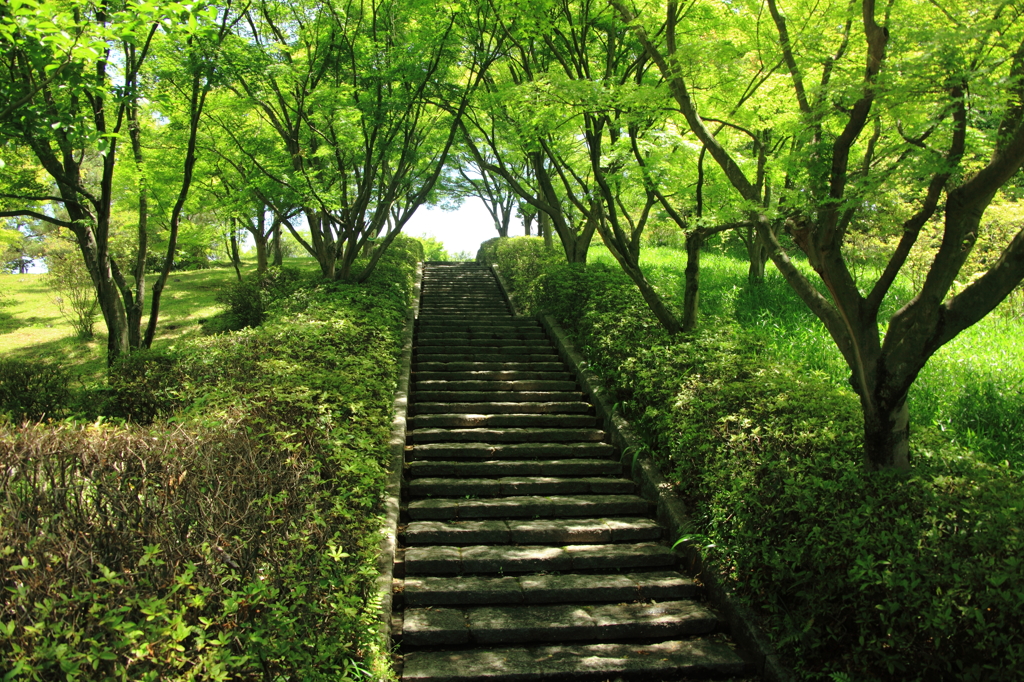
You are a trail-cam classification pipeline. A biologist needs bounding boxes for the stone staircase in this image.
[394,262,750,681]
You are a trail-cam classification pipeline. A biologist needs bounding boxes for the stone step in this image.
[413,381,578,394]
[415,339,557,350]
[417,318,540,328]
[418,306,509,313]
[410,427,604,444]
[402,518,661,546]
[414,362,566,372]
[415,348,560,360]
[407,458,620,478]
[405,542,676,576]
[419,291,504,297]
[414,353,560,365]
[417,314,515,321]
[407,494,650,520]
[409,476,633,498]
[409,474,634,498]
[416,321,540,331]
[415,338,554,349]
[412,401,591,415]
[411,391,583,403]
[401,639,748,681]
[402,600,718,647]
[409,413,596,429]
[414,371,571,382]
[416,335,549,345]
[419,301,504,305]
[402,570,695,606]
[407,442,617,461]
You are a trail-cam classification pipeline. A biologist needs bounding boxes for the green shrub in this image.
[476,237,501,264]
[0,358,70,421]
[490,237,564,314]
[44,237,100,338]
[1,243,420,680]
[496,243,1024,681]
[106,348,183,424]
[215,265,307,330]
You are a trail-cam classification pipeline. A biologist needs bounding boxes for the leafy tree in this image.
[614,0,1024,470]
[222,0,502,282]
[0,0,236,362]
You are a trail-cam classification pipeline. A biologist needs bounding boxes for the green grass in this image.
[0,257,320,385]
[590,243,1024,465]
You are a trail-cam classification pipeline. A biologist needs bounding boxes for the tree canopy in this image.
[3,0,1024,469]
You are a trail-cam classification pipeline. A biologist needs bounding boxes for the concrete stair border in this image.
[378,262,424,654]
[488,263,794,682]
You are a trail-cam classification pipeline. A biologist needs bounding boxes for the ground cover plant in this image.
[485,236,1024,681]
[0,237,421,680]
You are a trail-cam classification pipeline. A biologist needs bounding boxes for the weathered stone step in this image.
[402,570,695,606]
[416,320,540,330]
[410,427,604,444]
[415,362,566,373]
[418,305,509,313]
[409,413,595,429]
[401,638,748,681]
[417,315,515,322]
[415,338,553,349]
[407,494,649,520]
[415,339,557,350]
[414,353,559,365]
[408,442,616,461]
[417,317,539,325]
[416,333,548,342]
[402,599,717,647]
[413,381,578,394]
[407,458,619,478]
[405,542,676,576]
[411,391,583,404]
[414,371,571,383]
[412,401,590,416]
[402,517,661,546]
[415,349,561,361]
[409,475,633,498]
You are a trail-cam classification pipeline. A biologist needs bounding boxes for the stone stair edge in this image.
[377,262,423,650]
[535,309,795,682]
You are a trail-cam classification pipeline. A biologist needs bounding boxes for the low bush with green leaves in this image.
[0,235,422,680]
[490,239,1024,681]
[0,358,70,421]
[215,265,308,330]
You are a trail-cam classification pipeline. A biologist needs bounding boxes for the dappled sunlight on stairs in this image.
[394,262,750,681]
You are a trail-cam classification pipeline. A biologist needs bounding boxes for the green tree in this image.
[222,0,502,282]
[0,0,236,362]
[615,0,1024,469]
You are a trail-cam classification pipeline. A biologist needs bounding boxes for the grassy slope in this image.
[589,244,1024,465]
[0,258,320,383]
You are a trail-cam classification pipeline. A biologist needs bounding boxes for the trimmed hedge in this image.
[487,237,1024,681]
[0,236,423,680]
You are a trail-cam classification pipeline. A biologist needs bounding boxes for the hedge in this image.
[482,236,1024,681]
[0,236,423,681]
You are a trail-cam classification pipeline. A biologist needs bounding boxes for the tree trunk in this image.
[747,236,769,281]
[271,218,283,266]
[624,259,682,334]
[682,230,703,332]
[862,394,910,470]
[229,228,242,282]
